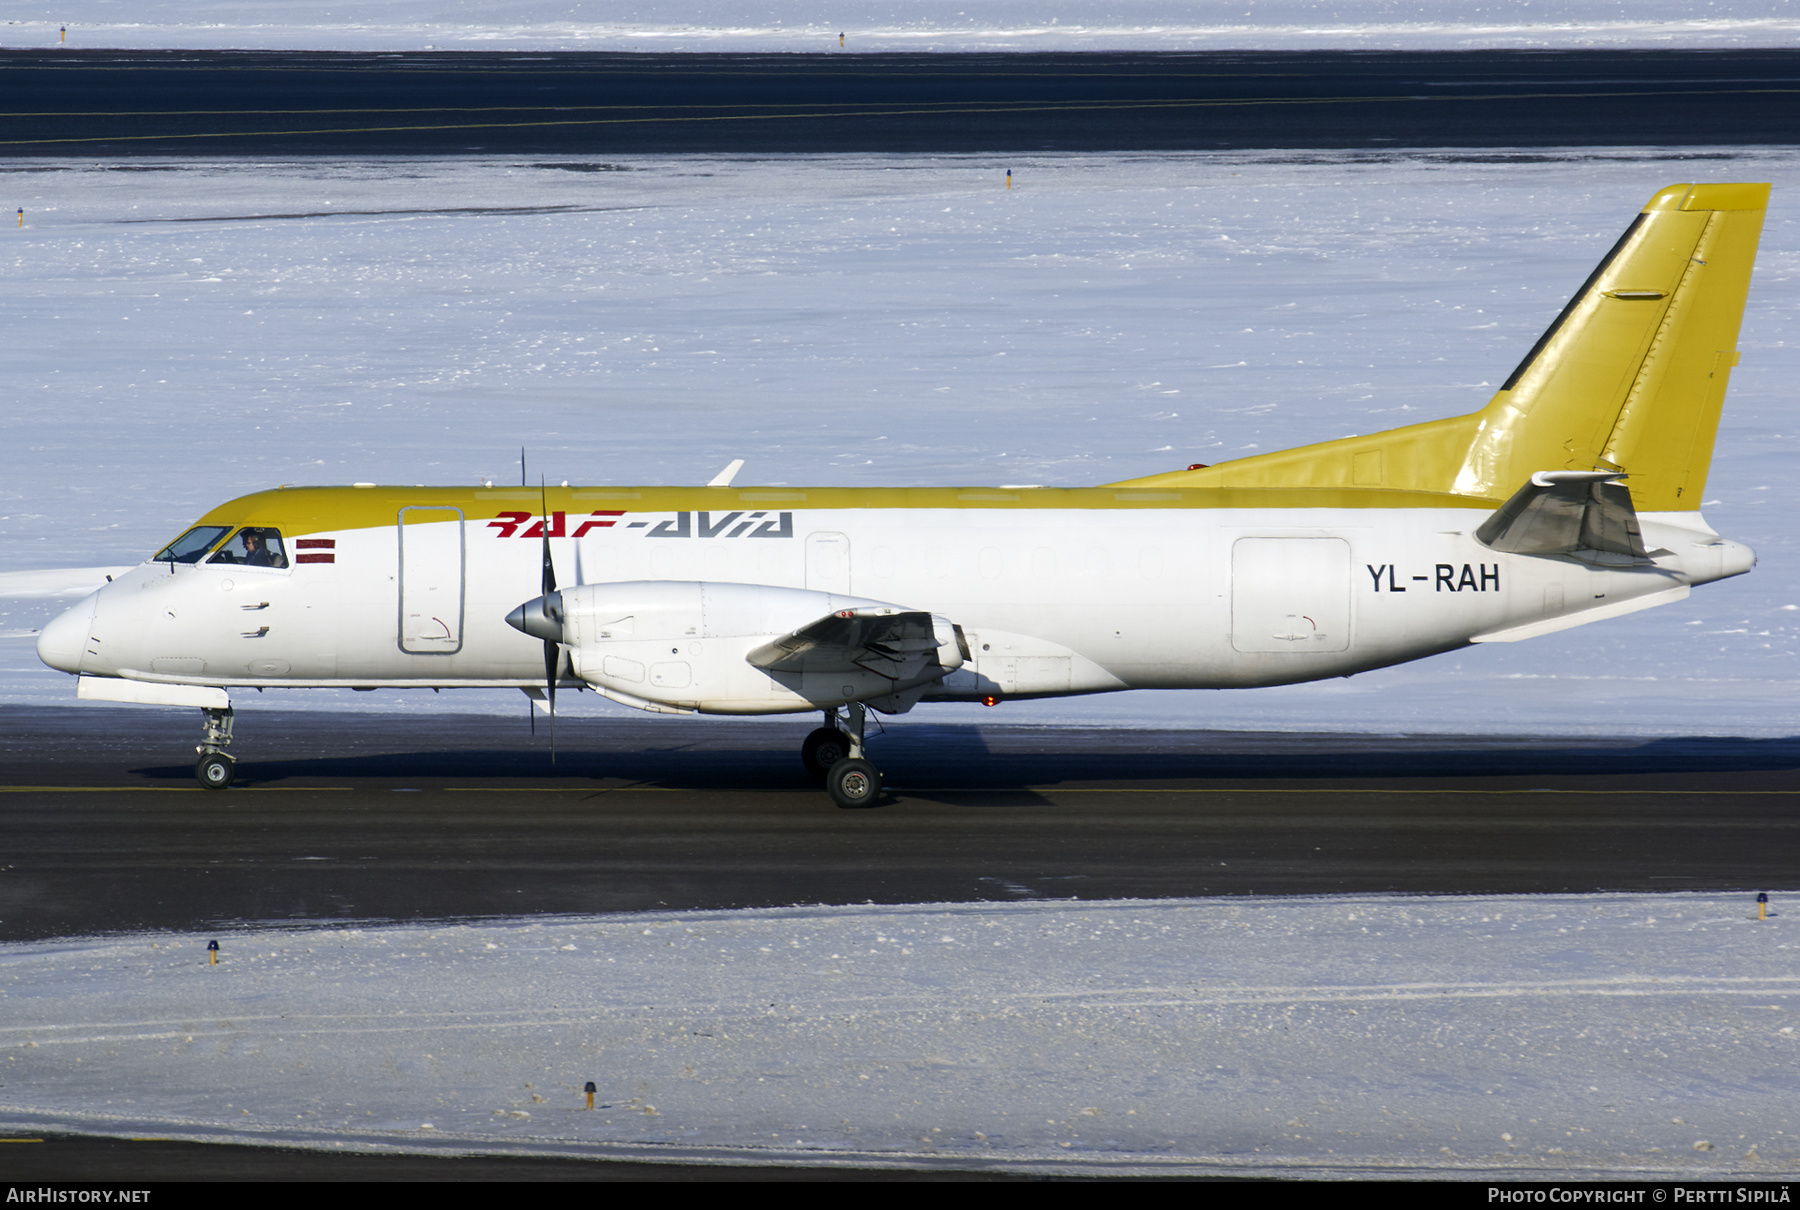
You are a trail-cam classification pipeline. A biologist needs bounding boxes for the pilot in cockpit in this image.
[208,528,287,568]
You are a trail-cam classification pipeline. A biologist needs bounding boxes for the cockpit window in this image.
[207,527,289,569]
[152,525,231,564]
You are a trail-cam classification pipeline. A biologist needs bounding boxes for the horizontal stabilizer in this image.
[1473,584,1689,643]
[1476,471,1647,558]
[748,608,963,684]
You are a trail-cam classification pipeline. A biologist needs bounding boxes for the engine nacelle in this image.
[556,581,962,714]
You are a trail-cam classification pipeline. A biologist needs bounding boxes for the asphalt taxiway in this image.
[3,705,1797,945]
[5,48,1800,154]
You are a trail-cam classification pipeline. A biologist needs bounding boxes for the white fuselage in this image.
[41,505,1752,715]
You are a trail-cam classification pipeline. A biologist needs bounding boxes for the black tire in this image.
[826,757,882,809]
[195,753,235,790]
[800,727,852,781]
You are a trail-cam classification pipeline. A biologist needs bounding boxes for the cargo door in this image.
[1231,537,1351,653]
[398,506,465,653]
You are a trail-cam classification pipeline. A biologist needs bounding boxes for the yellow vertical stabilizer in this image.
[1113,183,1769,510]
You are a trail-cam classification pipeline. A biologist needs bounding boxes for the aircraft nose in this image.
[37,591,98,674]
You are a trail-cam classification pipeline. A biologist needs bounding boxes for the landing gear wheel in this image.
[801,727,852,781]
[826,757,882,809]
[195,752,235,790]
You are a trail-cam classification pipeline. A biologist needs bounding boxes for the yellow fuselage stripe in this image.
[193,483,1500,538]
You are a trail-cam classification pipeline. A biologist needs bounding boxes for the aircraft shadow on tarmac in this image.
[120,723,1800,797]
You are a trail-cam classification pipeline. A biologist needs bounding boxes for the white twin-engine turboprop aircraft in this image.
[38,183,1768,805]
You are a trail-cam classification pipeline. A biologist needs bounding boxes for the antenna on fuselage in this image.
[520,447,527,487]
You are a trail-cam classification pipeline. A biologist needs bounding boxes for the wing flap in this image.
[747,608,964,684]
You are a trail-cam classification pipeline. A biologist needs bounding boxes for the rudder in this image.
[1464,182,1769,510]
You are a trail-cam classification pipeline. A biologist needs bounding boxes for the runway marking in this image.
[0,786,356,792]
[3,785,1793,796]
[442,785,678,792]
[4,86,1796,146]
[437,785,1800,796]
[899,787,1800,795]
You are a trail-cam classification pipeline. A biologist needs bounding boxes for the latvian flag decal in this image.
[296,538,336,564]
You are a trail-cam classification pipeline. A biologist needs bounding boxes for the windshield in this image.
[152,525,231,564]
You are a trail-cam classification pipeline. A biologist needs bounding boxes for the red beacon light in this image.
[1187,463,1209,471]
[981,695,999,707]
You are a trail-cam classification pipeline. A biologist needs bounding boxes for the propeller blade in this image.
[544,638,558,763]
[541,519,557,599]
[541,477,557,762]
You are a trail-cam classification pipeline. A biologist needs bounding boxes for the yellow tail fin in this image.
[1114,183,1769,510]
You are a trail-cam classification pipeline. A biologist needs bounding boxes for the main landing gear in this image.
[801,703,883,809]
[800,724,851,780]
[195,706,235,790]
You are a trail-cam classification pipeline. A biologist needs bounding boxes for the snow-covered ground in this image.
[4,150,1797,734]
[1,893,1793,1177]
[4,1,1799,51]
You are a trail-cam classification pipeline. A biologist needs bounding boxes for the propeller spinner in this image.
[505,592,563,644]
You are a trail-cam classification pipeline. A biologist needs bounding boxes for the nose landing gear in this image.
[810,702,882,809]
[195,706,235,790]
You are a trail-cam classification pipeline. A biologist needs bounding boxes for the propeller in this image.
[502,481,565,762]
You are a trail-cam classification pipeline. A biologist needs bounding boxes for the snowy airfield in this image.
[3,148,1798,734]
[4,50,1800,1168]
[3,893,1796,1177]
